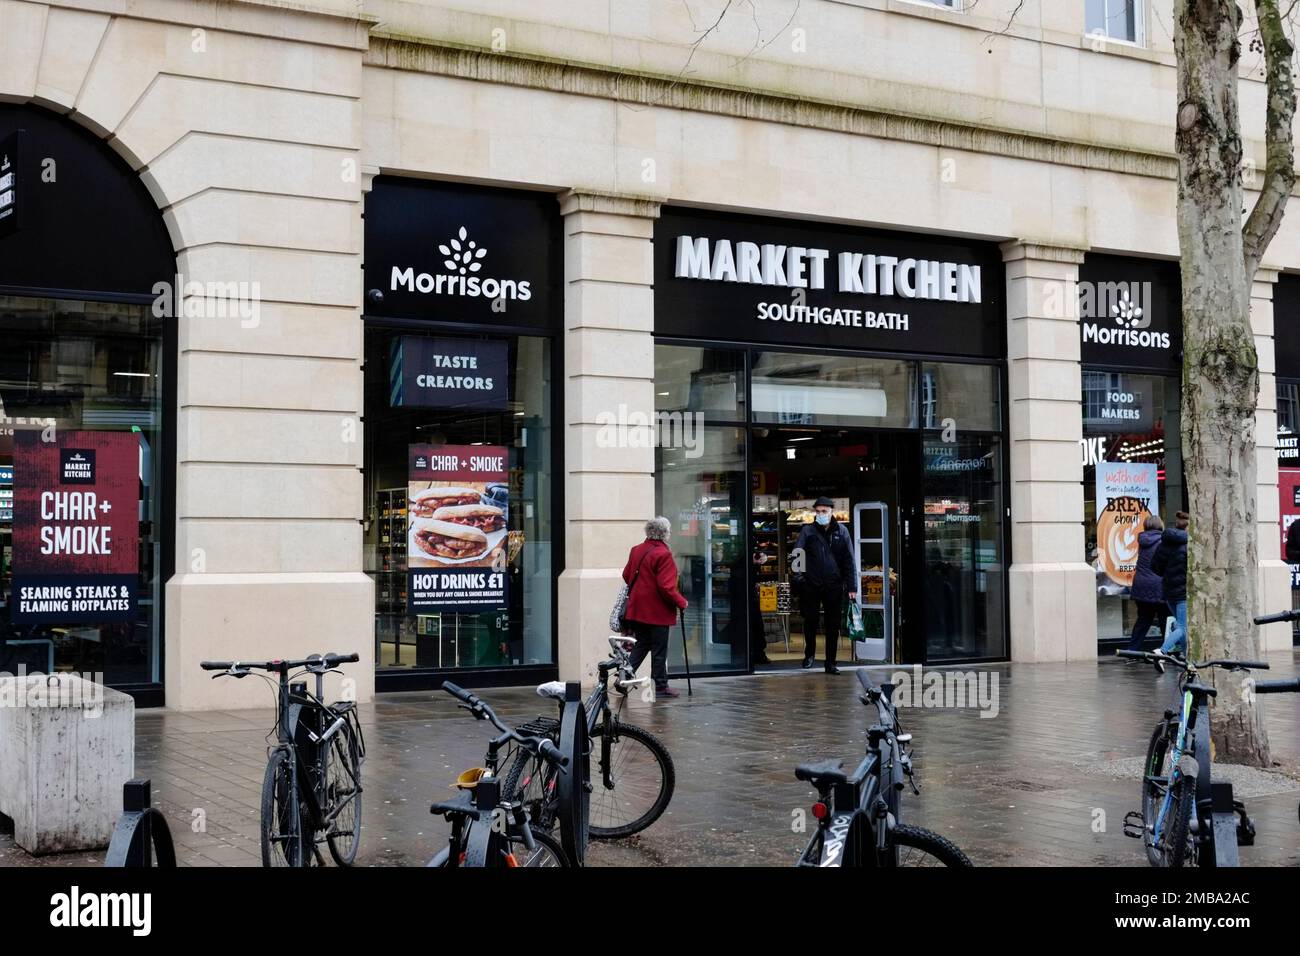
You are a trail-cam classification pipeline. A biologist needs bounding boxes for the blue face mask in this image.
[815,512,831,526]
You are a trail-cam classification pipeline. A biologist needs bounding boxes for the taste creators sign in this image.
[11,430,139,622]
[389,336,507,410]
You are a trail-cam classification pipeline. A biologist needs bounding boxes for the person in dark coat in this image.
[1286,518,1300,564]
[621,516,689,698]
[1152,511,1189,656]
[791,496,857,675]
[1122,514,1165,654]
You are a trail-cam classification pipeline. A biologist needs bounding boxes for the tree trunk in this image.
[1173,0,1292,767]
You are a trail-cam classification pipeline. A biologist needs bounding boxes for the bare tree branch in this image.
[1242,0,1296,278]
[679,0,736,79]
[980,0,1026,46]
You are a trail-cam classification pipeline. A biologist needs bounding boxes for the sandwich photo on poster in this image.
[1095,461,1159,589]
[10,430,139,622]
[407,444,510,612]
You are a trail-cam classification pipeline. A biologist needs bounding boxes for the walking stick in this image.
[678,608,693,696]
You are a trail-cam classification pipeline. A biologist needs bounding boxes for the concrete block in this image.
[0,675,134,854]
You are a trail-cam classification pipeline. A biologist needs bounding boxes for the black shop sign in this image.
[364,178,561,331]
[0,131,18,238]
[389,336,508,409]
[1274,273,1300,383]
[653,207,1006,357]
[1078,254,1182,373]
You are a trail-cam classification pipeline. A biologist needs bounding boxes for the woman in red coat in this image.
[622,516,689,698]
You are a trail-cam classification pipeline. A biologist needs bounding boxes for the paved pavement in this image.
[3,651,1298,867]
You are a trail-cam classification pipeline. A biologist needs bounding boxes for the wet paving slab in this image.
[2,652,1298,867]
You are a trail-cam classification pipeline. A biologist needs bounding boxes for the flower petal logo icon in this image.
[437,226,488,276]
[1111,289,1148,329]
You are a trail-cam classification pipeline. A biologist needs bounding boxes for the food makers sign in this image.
[654,208,1005,357]
[363,178,558,330]
[407,444,509,612]
[10,431,139,622]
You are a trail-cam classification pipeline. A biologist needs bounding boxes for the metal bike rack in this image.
[104,779,177,867]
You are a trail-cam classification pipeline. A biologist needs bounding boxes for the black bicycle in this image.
[1119,648,1267,867]
[503,637,676,862]
[200,653,364,867]
[794,669,973,867]
[428,682,571,867]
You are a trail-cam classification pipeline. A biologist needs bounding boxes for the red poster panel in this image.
[1281,469,1300,588]
[407,444,509,612]
[11,430,139,622]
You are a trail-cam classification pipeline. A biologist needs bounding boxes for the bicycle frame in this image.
[798,683,907,868]
[432,684,566,868]
[1151,689,1196,849]
[274,666,362,842]
[436,777,546,868]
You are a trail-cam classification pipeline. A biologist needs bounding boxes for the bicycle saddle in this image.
[795,759,847,785]
[430,791,481,820]
[536,681,566,700]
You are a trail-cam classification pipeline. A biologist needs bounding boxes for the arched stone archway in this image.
[1,3,373,709]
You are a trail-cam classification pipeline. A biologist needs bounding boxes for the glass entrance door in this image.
[852,502,891,662]
[920,433,1007,660]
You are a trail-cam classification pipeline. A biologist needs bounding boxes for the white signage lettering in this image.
[674,235,981,303]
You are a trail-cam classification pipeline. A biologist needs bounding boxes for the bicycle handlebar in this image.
[1254,609,1300,625]
[199,652,359,672]
[1253,678,1300,694]
[441,681,478,707]
[441,682,569,769]
[534,737,569,769]
[1114,650,1268,671]
[855,668,898,724]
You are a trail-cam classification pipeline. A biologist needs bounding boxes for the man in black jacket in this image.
[792,497,857,674]
[1152,511,1189,657]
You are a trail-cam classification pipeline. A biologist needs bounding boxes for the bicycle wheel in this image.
[502,748,561,832]
[261,746,307,867]
[326,722,363,866]
[587,721,675,839]
[1141,719,1194,867]
[506,828,570,867]
[892,824,974,867]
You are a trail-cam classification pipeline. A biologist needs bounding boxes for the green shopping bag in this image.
[843,600,866,643]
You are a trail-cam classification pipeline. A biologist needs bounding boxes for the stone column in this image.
[155,20,374,710]
[556,191,660,682]
[1000,242,1097,661]
[1249,269,1294,652]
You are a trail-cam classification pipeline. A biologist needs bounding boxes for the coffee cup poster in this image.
[407,444,509,612]
[11,430,139,622]
[1095,461,1159,588]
